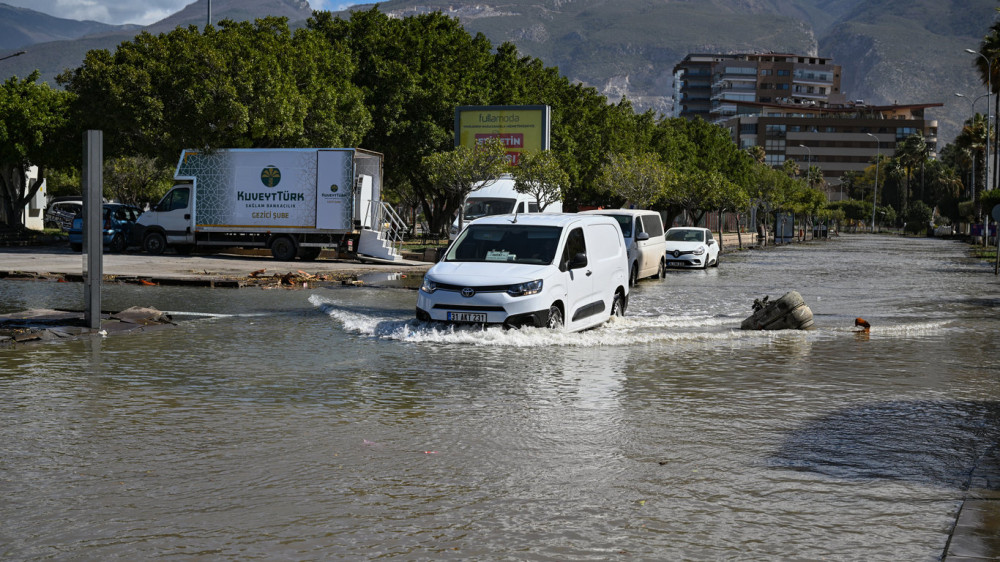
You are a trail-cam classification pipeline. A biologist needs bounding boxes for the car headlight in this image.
[420,278,438,294]
[507,279,543,297]
[693,246,705,255]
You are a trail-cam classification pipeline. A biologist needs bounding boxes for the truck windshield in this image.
[464,198,516,220]
[447,224,562,265]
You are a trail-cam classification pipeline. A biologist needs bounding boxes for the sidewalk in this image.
[944,444,1000,560]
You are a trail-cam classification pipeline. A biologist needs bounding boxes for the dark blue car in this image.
[68,203,143,253]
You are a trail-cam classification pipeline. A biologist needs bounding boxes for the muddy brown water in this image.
[1,234,998,559]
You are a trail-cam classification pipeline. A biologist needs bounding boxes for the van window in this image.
[640,215,664,238]
[447,224,561,265]
[561,227,586,269]
[528,202,539,213]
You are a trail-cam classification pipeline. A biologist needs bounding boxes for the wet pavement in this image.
[945,444,1000,561]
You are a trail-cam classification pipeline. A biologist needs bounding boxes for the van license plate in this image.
[448,312,487,323]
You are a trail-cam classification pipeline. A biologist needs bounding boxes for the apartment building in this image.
[720,100,941,199]
[673,51,939,200]
[672,52,842,121]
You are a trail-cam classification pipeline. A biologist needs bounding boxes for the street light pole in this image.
[956,92,989,201]
[866,133,880,233]
[966,49,992,193]
[0,50,26,62]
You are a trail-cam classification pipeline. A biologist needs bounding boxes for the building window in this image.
[760,69,772,76]
[777,69,790,76]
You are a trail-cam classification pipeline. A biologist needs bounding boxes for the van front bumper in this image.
[415,291,552,328]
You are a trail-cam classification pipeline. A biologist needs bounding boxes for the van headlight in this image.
[507,279,543,297]
[420,278,438,294]
[693,246,705,255]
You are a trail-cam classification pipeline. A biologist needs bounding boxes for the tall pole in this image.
[208,0,212,26]
[867,133,880,233]
[966,49,991,193]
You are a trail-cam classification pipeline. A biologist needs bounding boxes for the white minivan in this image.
[582,209,667,285]
[417,214,629,332]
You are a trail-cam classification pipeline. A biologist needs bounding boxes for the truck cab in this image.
[136,184,194,254]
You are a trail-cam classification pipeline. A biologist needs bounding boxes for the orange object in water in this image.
[854,317,871,332]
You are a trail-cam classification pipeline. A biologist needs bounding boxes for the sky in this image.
[4,0,377,25]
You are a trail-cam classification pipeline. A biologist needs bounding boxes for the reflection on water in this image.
[1,235,999,559]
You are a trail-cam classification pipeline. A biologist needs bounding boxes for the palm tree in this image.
[894,133,929,208]
[975,21,1000,189]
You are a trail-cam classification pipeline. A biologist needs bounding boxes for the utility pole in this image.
[208,0,212,27]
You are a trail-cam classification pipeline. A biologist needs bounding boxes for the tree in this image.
[975,20,1000,190]
[104,156,172,207]
[510,150,568,211]
[955,113,990,222]
[0,71,74,227]
[595,152,672,210]
[903,201,933,234]
[422,137,509,235]
[895,133,929,208]
[62,17,370,162]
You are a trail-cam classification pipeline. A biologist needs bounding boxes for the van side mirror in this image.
[568,252,588,269]
[636,232,650,241]
[707,239,716,245]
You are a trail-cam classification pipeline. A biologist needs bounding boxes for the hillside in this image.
[0,2,134,51]
[2,0,998,145]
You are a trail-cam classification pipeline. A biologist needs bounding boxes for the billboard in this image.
[455,105,551,164]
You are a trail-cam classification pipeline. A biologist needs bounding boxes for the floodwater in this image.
[1,235,998,560]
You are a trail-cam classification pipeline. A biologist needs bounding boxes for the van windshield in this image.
[447,224,562,265]
[464,198,516,220]
[604,214,633,238]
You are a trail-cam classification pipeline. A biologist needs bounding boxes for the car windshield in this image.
[464,198,515,220]
[666,229,704,243]
[447,224,562,265]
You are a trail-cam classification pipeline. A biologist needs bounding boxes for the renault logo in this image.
[672,250,681,257]
[461,287,476,297]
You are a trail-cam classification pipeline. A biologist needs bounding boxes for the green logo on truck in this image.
[261,166,281,187]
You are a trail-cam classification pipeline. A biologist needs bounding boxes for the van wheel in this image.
[658,257,666,278]
[629,263,638,287]
[546,305,563,329]
[611,292,626,317]
[271,236,297,261]
[143,232,166,255]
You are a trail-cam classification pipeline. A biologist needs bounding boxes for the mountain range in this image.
[1,0,997,146]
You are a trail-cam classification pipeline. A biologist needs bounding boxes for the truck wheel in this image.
[109,233,126,253]
[143,232,166,255]
[271,237,297,261]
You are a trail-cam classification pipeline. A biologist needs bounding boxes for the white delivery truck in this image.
[450,175,563,239]
[136,148,404,261]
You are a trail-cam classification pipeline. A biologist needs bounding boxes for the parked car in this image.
[582,209,667,285]
[664,227,720,269]
[417,213,629,332]
[44,198,83,231]
[68,203,143,253]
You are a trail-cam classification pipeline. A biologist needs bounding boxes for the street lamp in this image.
[0,50,26,62]
[965,49,992,192]
[956,92,990,199]
[866,133,880,233]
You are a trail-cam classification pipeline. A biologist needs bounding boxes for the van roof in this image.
[469,213,616,228]
[580,209,661,217]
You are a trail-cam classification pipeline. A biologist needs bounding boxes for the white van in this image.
[581,209,667,285]
[417,214,629,332]
[451,176,563,238]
